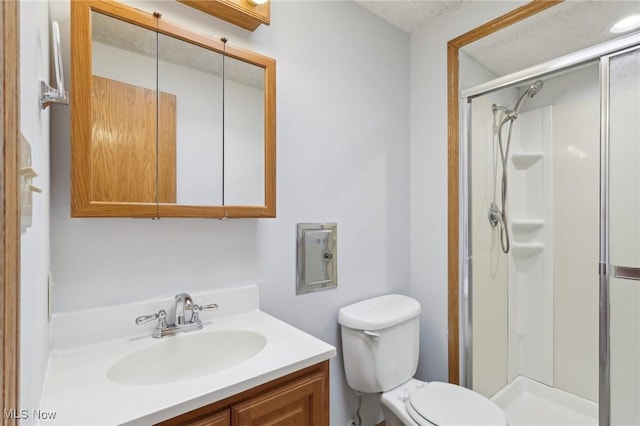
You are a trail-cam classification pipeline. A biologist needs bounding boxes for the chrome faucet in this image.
[135,293,218,338]
[174,292,193,326]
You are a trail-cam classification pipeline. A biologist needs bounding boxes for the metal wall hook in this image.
[40,21,69,109]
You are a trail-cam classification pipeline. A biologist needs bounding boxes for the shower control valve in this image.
[488,202,502,228]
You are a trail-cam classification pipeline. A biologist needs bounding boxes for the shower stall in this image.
[461,32,640,426]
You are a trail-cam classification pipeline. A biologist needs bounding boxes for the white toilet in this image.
[338,294,510,426]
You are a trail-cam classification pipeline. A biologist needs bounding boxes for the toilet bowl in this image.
[338,294,510,426]
[379,378,425,426]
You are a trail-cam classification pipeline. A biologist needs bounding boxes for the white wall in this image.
[49,1,409,424]
[19,0,51,420]
[409,1,526,383]
[523,65,600,402]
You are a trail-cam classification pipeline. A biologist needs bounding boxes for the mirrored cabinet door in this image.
[223,55,265,207]
[73,2,162,217]
[157,33,224,208]
[222,45,276,218]
[91,11,161,204]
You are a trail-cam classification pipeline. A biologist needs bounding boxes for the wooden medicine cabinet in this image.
[71,0,276,218]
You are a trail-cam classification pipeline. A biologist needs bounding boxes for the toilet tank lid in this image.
[338,294,421,330]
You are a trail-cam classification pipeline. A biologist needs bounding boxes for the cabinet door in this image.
[232,372,326,426]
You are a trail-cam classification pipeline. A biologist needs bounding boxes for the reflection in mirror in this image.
[157,33,224,206]
[91,11,166,204]
[223,55,265,206]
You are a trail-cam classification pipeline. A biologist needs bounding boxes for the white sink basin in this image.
[107,330,267,385]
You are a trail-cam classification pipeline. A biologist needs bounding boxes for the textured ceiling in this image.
[355,0,640,78]
[463,1,640,77]
[355,0,469,33]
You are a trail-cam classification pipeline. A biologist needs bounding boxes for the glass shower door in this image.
[604,44,640,426]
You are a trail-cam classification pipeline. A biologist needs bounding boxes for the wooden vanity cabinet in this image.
[158,361,329,426]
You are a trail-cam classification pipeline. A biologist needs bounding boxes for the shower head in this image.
[513,80,544,115]
[527,80,544,97]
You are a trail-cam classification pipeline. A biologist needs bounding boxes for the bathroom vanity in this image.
[41,285,335,425]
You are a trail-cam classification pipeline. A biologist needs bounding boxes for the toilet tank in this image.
[338,294,421,393]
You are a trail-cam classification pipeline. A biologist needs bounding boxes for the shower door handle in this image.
[611,265,640,281]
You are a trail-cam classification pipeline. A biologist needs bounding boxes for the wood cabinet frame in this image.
[71,0,276,219]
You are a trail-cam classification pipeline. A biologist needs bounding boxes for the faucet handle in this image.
[135,309,168,328]
[192,303,218,312]
[191,303,218,323]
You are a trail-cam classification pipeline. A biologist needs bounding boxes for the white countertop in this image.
[40,286,336,425]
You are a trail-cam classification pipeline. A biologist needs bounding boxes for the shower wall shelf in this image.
[511,152,543,170]
[511,242,544,257]
[511,219,544,231]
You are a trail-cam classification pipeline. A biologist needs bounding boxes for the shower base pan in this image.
[491,376,597,426]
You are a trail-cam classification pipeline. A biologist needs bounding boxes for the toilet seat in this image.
[406,382,509,426]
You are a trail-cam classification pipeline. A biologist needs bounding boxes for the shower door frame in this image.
[460,32,640,426]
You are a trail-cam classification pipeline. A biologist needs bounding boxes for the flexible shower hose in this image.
[492,111,515,254]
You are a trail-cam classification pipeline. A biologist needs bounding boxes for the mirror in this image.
[224,55,265,206]
[71,0,275,218]
[157,32,224,206]
[91,11,160,204]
